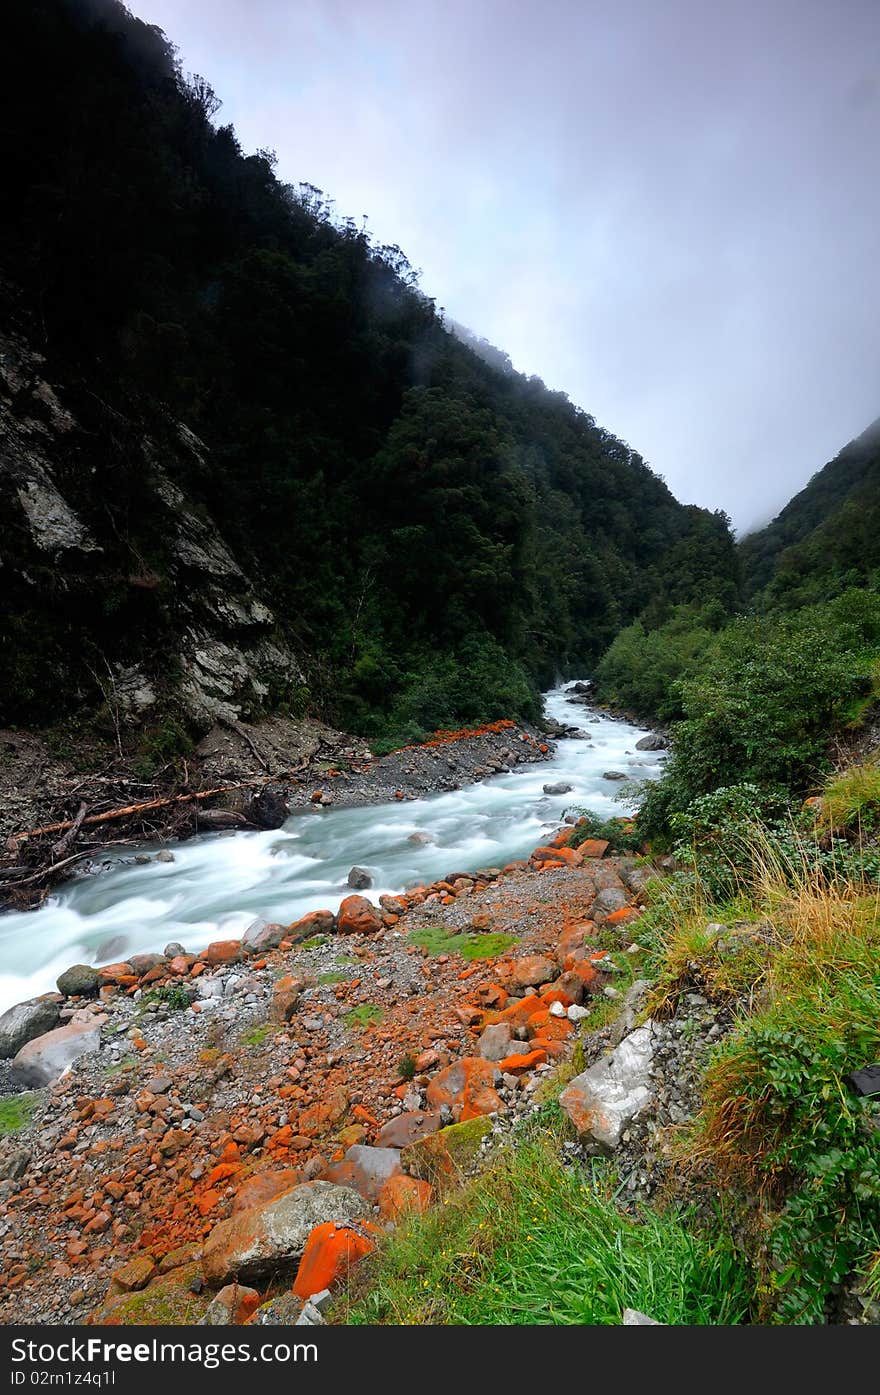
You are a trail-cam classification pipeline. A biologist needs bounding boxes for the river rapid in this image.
[0,685,664,1013]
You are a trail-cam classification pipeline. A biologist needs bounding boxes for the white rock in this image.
[548,1000,566,1018]
[558,1023,656,1152]
[10,1017,102,1087]
[566,1004,590,1023]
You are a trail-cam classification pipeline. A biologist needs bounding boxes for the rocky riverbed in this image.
[0,808,746,1329]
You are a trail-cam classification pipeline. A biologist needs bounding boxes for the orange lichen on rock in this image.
[292,1221,377,1299]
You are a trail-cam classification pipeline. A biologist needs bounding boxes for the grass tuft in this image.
[408,926,518,960]
[334,1139,751,1325]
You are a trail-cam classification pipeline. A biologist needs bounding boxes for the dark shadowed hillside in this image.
[740,417,880,607]
[0,0,737,747]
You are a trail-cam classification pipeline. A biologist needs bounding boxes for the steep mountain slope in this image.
[1,0,737,744]
[740,416,880,606]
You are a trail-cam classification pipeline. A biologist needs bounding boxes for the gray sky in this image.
[135,0,880,532]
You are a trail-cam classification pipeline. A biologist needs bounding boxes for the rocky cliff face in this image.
[0,317,303,728]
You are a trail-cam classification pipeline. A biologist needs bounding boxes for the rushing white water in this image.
[0,685,664,1013]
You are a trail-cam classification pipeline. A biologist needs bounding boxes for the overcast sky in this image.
[135,0,880,532]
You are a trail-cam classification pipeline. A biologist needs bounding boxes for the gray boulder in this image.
[542,782,574,796]
[591,886,629,921]
[202,1180,368,1283]
[56,964,100,998]
[0,996,60,1059]
[634,734,668,752]
[559,1022,656,1152]
[242,919,287,954]
[11,1016,102,1087]
[476,1022,514,1062]
[603,770,627,781]
[347,865,373,890]
[127,953,167,976]
[326,1144,402,1202]
[0,1148,31,1181]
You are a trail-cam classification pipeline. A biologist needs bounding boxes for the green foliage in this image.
[143,983,191,1012]
[239,1023,277,1047]
[0,0,738,733]
[407,927,518,959]
[740,418,880,605]
[567,808,644,854]
[821,762,880,835]
[637,591,880,841]
[0,1092,38,1136]
[344,1004,384,1030]
[131,718,194,780]
[337,1142,752,1324]
[699,901,880,1323]
[398,1053,417,1082]
[594,601,728,720]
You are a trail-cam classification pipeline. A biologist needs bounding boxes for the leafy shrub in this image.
[567,808,644,855]
[698,896,880,1322]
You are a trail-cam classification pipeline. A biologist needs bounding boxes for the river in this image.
[0,685,664,1013]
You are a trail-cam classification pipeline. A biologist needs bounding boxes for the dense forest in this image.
[0,0,737,746]
[594,418,880,835]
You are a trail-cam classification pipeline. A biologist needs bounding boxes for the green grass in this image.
[318,971,348,985]
[300,935,329,950]
[821,761,880,834]
[408,926,519,960]
[694,886,880,1323]
[142,983,191,1012]
[335,1137,752,1325]
[239,1023,278,1047]
[344,1004,384,1030]
[0,1092,38,1136]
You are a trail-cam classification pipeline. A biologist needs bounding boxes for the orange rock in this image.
[512,955,557,989]
[540,987,575,1009]
[474,984,507,1010]
[211,1283,262,1323]
[352,1104,379,1128]
[299,1087,349,1137]
[336,895,383,935]
[98,962,135,985]
[549,846,584,866]
[202,940,244,966]
[525,1009,573,1041]
[378,1174,433,1220]
[196,1189,222,1216]
[292,1221,377,1298]
[497,1049,547,1073]
[426,1057,505,1121]
[288,909,336,938]
[605,906,639,927]
[564,959,601,993]
[578,838,610,859]
[207,1162,241,1186]
[484,994,542,1032]
[232,1168,302,1214]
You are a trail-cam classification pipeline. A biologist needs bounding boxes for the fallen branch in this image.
[14,764,312,843]
[16,783,253,841]
[51,801,88,859]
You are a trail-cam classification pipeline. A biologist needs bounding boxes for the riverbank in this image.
[0,716,555,915]
[0,825,661,1325]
